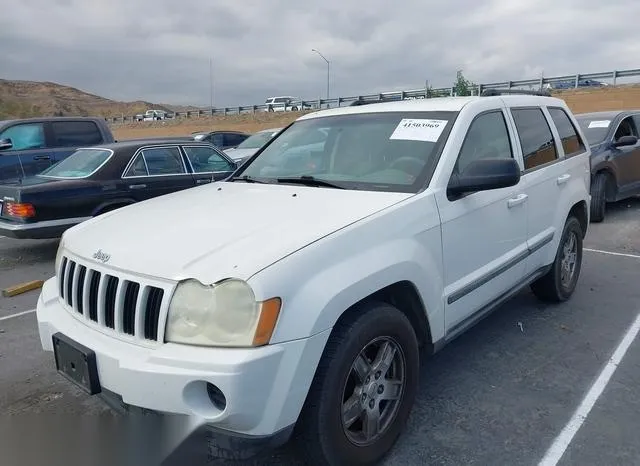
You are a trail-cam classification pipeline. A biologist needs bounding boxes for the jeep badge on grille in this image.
[92,249,111,263]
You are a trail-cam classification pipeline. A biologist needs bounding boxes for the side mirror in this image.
[612,135,638,148]
[448,158,521,198]
[0,138,13,151]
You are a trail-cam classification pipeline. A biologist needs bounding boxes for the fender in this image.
[248,194,445,346]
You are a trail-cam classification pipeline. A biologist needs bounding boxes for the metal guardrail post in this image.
[574,74,580,88]
[612,70,618,86]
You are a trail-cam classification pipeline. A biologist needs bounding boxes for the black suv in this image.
[575,110,640,222]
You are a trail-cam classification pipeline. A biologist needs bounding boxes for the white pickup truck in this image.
[36,90,591,465]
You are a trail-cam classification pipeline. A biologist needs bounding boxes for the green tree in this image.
[453,70,477,96]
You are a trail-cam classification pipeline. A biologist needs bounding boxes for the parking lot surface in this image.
[1,198,639,465]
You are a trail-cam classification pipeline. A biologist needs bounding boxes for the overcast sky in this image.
[1,0,639,108]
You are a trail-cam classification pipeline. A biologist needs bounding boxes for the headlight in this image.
[165,279,281,348]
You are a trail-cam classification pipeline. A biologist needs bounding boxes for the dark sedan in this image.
[574,110,640,222]
[0,138,238,239]
[191,131,250,150]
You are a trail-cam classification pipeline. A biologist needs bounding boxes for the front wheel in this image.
[295,302,419,466]
[530,216,583,302]
[590,173,607,223]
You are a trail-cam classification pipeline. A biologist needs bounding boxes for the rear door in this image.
[181,144,237,185]
[0,121,52,180]
[48,120,105,164]
[121,145,196,201]
[506,106,578,277]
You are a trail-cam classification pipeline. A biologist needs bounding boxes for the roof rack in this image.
[350,99,389,106]
[481,89,552,97]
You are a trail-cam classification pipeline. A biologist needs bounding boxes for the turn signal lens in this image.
[6,202,35,218]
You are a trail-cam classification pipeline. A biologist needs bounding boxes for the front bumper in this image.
[36,278,330,449]
[0,217,89,239]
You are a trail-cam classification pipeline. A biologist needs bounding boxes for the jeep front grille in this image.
[58,256,167,342]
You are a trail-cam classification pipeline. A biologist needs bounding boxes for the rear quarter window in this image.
[548,108,586,157]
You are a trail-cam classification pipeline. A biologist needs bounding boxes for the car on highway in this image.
[0,117,116,183]
[574,110,640,222]
[36,91,590,465]
[191,130,250,150]
[0,139,237,239]
[223,127,282,165]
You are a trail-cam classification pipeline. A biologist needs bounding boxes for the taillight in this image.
[5,202,36,218]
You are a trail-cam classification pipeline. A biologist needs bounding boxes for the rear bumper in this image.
[0,216,89,239]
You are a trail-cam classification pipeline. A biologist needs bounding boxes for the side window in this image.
[140,147,186,176]
[123,154,148,177]
[511,108,558,170]
[183,146,235,173]
[225,133,247,147]
[548,108,586,157]
[51,121,103,147]
[632,115,640,136]
[212,134,224,147]
[614,116,638,140]
[454,110,513,174]
[0,123,46,151]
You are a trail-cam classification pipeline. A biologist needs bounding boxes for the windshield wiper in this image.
[276,175,345,189]
[229,175,268,184]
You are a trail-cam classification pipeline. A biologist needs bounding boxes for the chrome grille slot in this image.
[122,282,140,336]
[57,255,168,343]
[144,287,164,340]
[104,275,119,329]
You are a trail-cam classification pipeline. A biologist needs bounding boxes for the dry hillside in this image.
[0,79,197,120]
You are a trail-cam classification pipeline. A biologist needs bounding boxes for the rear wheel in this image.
[530,216,583,303]
[590,173,608,222]
[295,302,419,466]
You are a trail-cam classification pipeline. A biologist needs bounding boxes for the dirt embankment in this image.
[111,85,640,140]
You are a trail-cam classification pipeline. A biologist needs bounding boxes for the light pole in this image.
[311,48,330,108]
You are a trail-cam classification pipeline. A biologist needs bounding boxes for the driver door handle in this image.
[507,193,528,208]
[33,155,51,160]
[557,174,571,185]
[128,184,147,190]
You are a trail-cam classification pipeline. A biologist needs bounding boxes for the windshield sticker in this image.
[389,119,448,142]
[588,120,611,128]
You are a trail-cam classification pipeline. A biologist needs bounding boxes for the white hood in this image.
[63,182,411,284]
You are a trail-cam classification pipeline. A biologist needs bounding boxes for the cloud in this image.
[1,0,639,107]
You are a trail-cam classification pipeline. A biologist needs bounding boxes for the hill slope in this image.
[0,79,196,120]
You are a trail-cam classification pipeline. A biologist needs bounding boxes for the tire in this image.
[294,302,419,466]
[590,173,607,223]
[268,106,274,112]
[292,106,298,111]
[530,216,583,303]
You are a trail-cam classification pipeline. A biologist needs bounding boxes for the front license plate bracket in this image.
[52,332,102,395]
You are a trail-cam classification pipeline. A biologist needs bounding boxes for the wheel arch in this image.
[568,200,588,239]
[91,199,136,216]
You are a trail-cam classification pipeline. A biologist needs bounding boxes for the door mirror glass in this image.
[613,135,638,148]
[448,158,521,197]
[0,138,13,151]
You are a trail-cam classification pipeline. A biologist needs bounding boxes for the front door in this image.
[435,109,528,335]
[122,145,196,201]
[181,144,237,185]
[613,115,640,194]
[0,121,53,181]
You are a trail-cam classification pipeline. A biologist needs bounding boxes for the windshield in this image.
[39,148,112,178]
[575,116,612,145]
[235,131,278,150]
[237,111,457,193]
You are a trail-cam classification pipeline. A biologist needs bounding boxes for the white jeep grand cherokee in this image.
[36,90,591,465]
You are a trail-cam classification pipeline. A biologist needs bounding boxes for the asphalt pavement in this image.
[0,198,639,466]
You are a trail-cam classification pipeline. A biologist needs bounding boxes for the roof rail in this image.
[481,89,552,97]
[349,99,389,106]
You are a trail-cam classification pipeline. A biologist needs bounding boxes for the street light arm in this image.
[311,48,329,64]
